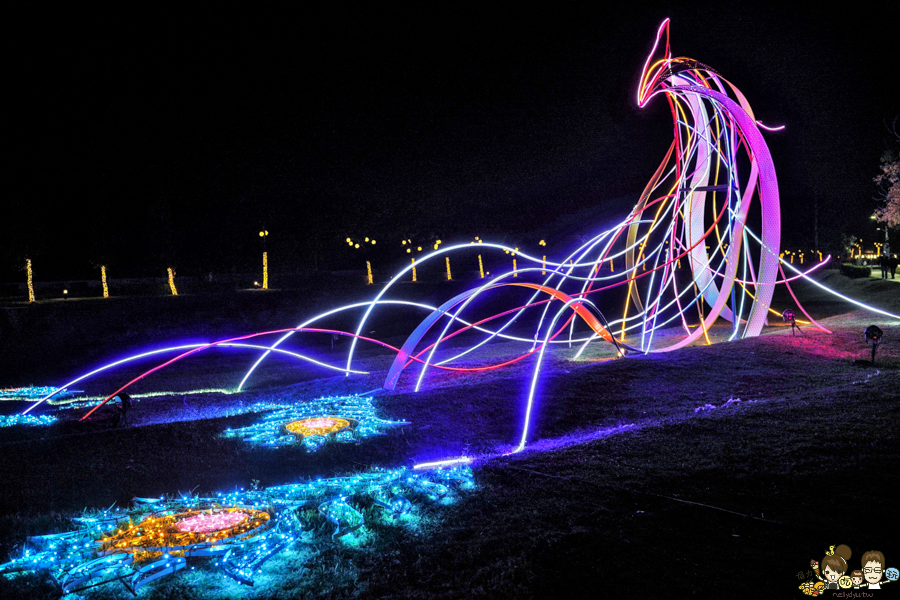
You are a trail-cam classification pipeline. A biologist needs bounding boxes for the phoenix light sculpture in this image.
[21,20,900,454]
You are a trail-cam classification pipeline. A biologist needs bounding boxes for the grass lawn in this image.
[1,271,898,599]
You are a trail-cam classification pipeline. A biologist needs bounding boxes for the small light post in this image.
[101,265,109,298]
[864,325,883,366]
[167,267,178,296]
[259,230,269,290]
[782,309,801,336]
[872,213,890,258]
[25,258,35,303]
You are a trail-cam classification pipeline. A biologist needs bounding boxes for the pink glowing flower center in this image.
[284,417,350,438]
[176,511,249,533]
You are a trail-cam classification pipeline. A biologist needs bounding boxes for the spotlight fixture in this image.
[864,325,883,365]
[782,309,800,336]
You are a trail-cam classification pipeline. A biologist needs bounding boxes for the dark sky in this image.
[5,4,899,280]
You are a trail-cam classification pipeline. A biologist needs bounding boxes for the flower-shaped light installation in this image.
[225,394,407,450]
[0,465,474,594]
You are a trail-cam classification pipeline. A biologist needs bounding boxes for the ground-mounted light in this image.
[864,325,883,365]
[0,465,474,593]
[782,309,801,336]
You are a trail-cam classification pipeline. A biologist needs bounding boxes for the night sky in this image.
[5,4,899,281]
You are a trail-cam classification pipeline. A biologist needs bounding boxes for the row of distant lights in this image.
[779,249,824,264]
[346,237,548,253]
[346,237,377,249]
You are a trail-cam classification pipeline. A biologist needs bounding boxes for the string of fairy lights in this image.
[0,464,475,593]
[0,386,80,400]
[0,413,57,427]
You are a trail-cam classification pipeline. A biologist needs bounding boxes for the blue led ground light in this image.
[1,386,81,400]
[0,465,474,594]
[0,414,57,427]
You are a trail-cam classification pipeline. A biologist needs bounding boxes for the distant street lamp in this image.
[872,213,890,257]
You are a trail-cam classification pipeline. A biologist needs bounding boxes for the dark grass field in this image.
[1,271,898,599]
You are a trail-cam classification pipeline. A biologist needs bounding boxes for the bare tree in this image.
[874,117,900,227]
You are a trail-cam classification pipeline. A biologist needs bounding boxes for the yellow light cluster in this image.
[347,236,376,248]
[366,261,373,285]
[478,255,484,279]
[262,252,268,290]
[445,257,452,280]
[167,267,178,296]
[26,259,35,303]
[101,265,109,298]
[284,417,351,438]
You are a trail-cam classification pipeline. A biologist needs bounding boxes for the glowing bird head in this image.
[637,19,673,107]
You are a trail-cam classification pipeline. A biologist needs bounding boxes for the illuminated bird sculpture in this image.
[24,20,900,454]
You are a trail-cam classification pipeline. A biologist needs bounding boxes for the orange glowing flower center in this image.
[284,417,350,437]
